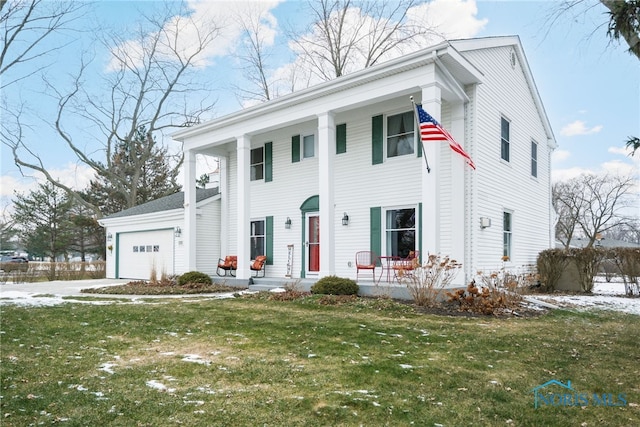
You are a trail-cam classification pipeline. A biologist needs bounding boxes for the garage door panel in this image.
[118,230,174,279]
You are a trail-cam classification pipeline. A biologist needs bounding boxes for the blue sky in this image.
[1,0,638,212]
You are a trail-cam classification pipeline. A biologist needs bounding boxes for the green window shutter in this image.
[417,136,422,158]
[370,207,381,261]
[418,203,423,257]
[291,135,300,163]
[336,123,347,154]
[372,115,383,165]
[264,142,273,182]
[266,216,273,265]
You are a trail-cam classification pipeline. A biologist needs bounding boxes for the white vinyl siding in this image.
[464,45,552,269]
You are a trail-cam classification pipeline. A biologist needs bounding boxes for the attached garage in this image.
[99,188,220,280]
[117,229,175,279]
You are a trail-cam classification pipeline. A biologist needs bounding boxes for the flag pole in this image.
[410,96,430,173]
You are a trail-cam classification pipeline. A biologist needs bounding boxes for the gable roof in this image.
[449,36,556,147]
[103,188,219,220]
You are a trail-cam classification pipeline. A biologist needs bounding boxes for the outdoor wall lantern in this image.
[480,217,491,229]
[342,212,349,226]
[285,217,292,229]
[174,226,182,237]
[107,232,113,242]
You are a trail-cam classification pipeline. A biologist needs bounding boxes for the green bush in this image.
[311,275,359,295]
[177,271,212,286]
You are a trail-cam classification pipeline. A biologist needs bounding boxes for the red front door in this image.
[307,213,320,274]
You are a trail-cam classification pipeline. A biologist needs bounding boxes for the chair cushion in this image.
[251,255,267,270]
[220,256,238,269]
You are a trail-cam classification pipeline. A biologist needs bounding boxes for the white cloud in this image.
[553,157,639,185]
[560,120,603,137]
[552,166,592,182]
[551,149,570,163]
[0,163,94,198]
[106,0,283,72]
[407,0,488,40]
[271,0,487,94]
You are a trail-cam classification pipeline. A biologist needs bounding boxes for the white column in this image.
[184,149,197,272]
[317,111,335,276]
[236,135,251,280]
[421,84,442,256]
[449,102,466,273]
[219,156,228,257]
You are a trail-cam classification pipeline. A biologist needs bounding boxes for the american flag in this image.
[416,104,476,170]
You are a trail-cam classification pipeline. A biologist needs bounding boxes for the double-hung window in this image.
[387,112,415,158]
[303,134,315,159]
[531,140,538,177]
[385,207,416,258]
[503,211,512,260]
[501,117,510,162]
[250,147,264,181]
[250,220,265,260]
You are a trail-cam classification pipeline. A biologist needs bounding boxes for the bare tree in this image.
[290,0,439,81]
[554,173,638,248]
[4,2,221,218]
[553,179,587,249]
[0,0,86,88]
[232,7,276,103]
[604,218,640,244]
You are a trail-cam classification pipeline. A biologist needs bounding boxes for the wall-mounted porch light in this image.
[342,212,349,226]
[174,226,182,237]
[480,217,491,229]
[285,217,292,229]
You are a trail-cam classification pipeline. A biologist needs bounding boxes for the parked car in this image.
[0,256,29,272]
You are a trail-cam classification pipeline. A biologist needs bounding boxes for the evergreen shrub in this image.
[177,271,212,286]
[311,275,359,295]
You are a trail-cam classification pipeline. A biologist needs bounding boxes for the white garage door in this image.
[118,229,175,280]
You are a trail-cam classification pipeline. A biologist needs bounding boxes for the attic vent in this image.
[510,49,517,69]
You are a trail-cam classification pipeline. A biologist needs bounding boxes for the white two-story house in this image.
[102,35,556,284]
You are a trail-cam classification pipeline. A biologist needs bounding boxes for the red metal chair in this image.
[355,251,378,281]
[392,250,420,282]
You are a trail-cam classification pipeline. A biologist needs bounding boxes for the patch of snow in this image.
[146,380,175,393]
[99,363,117,374]
[538,280,640,316]
[182,354,210,365]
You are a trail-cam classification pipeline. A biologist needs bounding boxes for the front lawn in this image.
[1,296,638,426]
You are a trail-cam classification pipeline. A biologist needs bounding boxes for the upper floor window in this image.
[303,134,315,159]
[250,147,264,181]
[385,207,416,258]
[531,140,538,177]
[501,117,510,162]
[387,111,415,158]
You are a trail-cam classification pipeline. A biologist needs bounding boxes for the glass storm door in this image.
[306,213,320,274]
